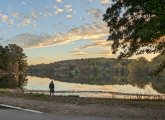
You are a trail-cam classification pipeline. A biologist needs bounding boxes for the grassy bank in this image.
[0,90,165,110]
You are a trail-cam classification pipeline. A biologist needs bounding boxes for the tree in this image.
[128,57,148,74]
[8,44,27,73]
[103,0,165,73]
[0,44,27,74]
[103,0,165,56]
[0,45,5,70]
[3,46,12,72]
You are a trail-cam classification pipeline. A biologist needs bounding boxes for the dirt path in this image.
[0,94,165,120]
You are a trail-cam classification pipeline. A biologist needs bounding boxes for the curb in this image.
[0,104,43,114]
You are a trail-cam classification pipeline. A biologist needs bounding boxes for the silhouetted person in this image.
[49,81,54,96]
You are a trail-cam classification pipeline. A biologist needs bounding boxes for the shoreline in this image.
[0,91,165,119]
[24,89,165,100]
[1,88,165,100]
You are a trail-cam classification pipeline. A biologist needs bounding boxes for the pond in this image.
[24,76,165,99]
[0,74,164,99]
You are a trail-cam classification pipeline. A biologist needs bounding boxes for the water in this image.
[24,76,165,98]
[0,74,164,99]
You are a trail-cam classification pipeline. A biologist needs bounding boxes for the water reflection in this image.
[25,76,163,96]
[29,72,165,94]
[1,72,165,99]
[0,74,27,88]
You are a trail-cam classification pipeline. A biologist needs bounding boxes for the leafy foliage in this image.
[103,0,165,58]
[0,44,27,74]
[0,74,27,88]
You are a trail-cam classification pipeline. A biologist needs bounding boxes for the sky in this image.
[0,0,157,65]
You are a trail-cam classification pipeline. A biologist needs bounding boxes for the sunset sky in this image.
[0,0,157,65]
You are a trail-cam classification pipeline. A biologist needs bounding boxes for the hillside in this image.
[29,57,163,78]
[28,56,165,76]
[28,58,131,80]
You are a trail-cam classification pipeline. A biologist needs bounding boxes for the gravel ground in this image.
[0,93,165,120]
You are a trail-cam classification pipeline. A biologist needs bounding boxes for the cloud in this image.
[12,12,21,19]
[10,33,50,48]
[22,1,26,5]
[31,11,38,20]
[9,22,109,48]
[70,33,113,57]
[73,38,113,56]
[54,7,64,14]
[87,8,103,20]
[71,43,113,56]
[72,50,88,56]
[65,4,73,12]
[0,13,14,26]
[0,11,39,28]
[80,40,112,49]
[100,0,110,5]
[56,0,62,3]
[19,18,32,27]
[66,14,72,18]
[0,14,9,23]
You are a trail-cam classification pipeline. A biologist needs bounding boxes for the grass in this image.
[31,93,48,97]
[67,95,79,98]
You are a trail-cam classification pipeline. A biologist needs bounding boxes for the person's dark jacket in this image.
[49,82,54,89]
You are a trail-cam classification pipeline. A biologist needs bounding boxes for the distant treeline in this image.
[28,55,165,77]
[28,58,129,77]
[0,44,27,74]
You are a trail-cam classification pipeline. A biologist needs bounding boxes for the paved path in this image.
[0,109,125,120]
